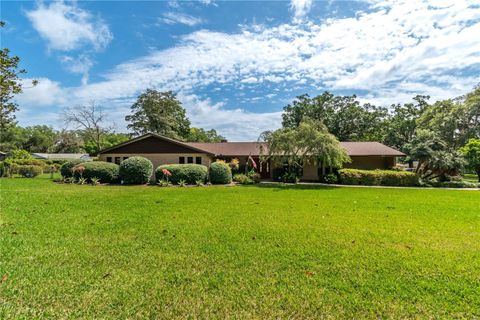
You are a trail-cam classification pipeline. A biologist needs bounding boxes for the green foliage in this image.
[9,149,32,159]
[261,119,350,175]
[188,127,225,142]
[125,89,191,140]
[338,169,419,186]
[83,132,130,155]
[73,162,119,183]
[428,180,479,189]
[90,177,100,186]
[460,138,480,182]
[323,173,338,184]
[119,156,153,185]
[60,159,85,178]
[209,161,232,184]
[1,21,37,129]
[17,165,43,178]
[282,92,388,141]
[178,179,187,187]
[156,164,208,185]
[233,173,254,185]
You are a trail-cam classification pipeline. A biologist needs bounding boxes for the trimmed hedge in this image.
[60,159,85,177]
[73,161,119,183]
[209,162,232,184]
[339,169,419,186]
[17,165,43,178]
[156,164,208,185]
[119,156,153,184]
[429,181,480,188]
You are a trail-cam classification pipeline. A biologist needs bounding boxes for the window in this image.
[115,157,121,164]
[195,157,202,164]
[179,156,185,164]
[187,157,193,164]
[106,157,112,163]
[123,157,129,161]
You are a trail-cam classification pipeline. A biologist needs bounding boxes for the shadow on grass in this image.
[244,183,338,191]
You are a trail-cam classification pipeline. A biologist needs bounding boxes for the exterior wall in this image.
[302,160,319,181]
[99,153,213,171]
[104,136,205,154]
[344,156,396,170]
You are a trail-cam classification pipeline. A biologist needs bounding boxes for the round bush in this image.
[209,162,232,184]
[156,164,208,185]
[60,159,85,177]
[18,165,43,178]
[73,161,119,183]
[119,156,153,184]
[233,173,254,185]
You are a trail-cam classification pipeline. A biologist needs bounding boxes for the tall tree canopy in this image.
[282,92,388,141]
[260,119,350,176]
[0,21,37,130]
[125,89,191,140]
[188,127,225,142]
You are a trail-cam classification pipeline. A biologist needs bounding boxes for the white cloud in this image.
[160,12,204,26]
[17,78,66,107]
[18,0,480,140]
[290,0,313,22]
[60,55,93,85]
[26,1,112,51]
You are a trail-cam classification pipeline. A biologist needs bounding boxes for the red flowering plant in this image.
[162,168,172,184]
[73,165,86,179]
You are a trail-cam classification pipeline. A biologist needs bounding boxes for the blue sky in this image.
[2,0,480,140]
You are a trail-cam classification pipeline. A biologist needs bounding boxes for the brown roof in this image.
[99,133,405,157]
[186,142,266,156]
[187,141,405,157]
[339,142,405,156]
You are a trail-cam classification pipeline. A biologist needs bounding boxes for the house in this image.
[97,133,405,181]
[32,153,91,161]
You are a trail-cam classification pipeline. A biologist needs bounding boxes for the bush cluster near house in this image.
[233,171,261,185]
[63,161,119,183]
[60,159,85,178]
[156,164,208,185]
[119,156,153,184]
[209,161,232,184]
[17,165,43,178]
[339,169,419,186]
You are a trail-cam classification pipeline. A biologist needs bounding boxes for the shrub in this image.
[209,161,232,184]
[247,171,261,183]
[60,159,85,177]
[10,149,32,159]
[17,165,43,178]
[156,164,208,185]
[73,162,119,183]
[338,169,419,186]
[323,173,338,184]
[429,180,479,188]
[119,156,153,184]
[233,174,254,185]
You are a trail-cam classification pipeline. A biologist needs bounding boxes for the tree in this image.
[188,127,225,142]
[0,21,37,130]
[125,89,190,139]
[22,125,57,153]
[260,119,350,179]
[52,130,84,153]
[460,138,480,182]
[282,92,388,141]
[83,132,130,154]
[382,95,429,166]
[416,86,480,149]
[408,130,464,180]
[64,102,110,153]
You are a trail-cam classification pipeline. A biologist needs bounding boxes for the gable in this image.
[100,136,209,154]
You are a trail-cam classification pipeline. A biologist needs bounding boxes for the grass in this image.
[1,176,479,318]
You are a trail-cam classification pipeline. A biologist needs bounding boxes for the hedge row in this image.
[156,164,208,185]
[338,169,419,186]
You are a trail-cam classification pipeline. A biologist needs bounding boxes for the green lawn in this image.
[1,177,479,318]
